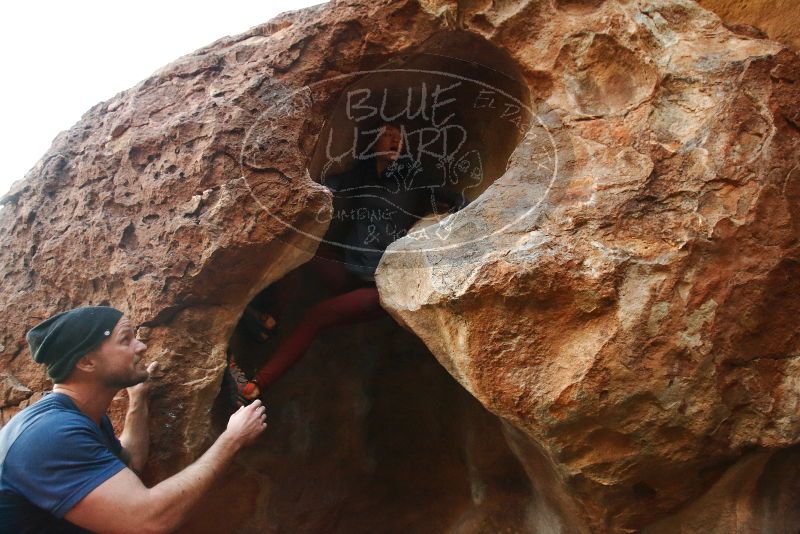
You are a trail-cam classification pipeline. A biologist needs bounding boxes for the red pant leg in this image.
[254,287,385,387]
[270,252,353,314]
[307,252,353,293]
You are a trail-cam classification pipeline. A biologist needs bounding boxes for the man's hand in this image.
[68,397,268,534]
[119,361,158,474]
[126,361,159,402]
[223,399,267,449]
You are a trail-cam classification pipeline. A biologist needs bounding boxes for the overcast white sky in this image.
[0,0,325,199]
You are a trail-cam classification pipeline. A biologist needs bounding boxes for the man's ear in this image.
[73,352,99,373]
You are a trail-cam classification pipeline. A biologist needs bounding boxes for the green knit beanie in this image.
[26,306,124,383]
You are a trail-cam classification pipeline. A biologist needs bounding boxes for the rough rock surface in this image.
[0,0,798,532]
[697,0,800,52]
[377,1,800,532]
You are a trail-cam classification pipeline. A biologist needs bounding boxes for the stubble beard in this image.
[104,367,149,390]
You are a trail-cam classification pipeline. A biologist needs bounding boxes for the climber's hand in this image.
[224,399,267,448]
[126,361,159,402]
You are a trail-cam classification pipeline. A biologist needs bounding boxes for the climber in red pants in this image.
[230,122,465,403]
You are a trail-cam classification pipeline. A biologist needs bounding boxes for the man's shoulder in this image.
[0,395,90,459]
[3,393,84,427]
[0,394,125,526]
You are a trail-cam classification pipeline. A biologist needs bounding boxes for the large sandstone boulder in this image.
[1,0,798,531]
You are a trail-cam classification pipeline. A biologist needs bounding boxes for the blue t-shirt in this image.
[0,392,127,534]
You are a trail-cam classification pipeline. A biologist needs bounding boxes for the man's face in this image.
[375,125,403,161]
[93,316,149,389]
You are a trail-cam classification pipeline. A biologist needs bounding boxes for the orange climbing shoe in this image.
[226,359,261,406]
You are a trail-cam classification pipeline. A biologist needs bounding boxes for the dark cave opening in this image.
[199,31,536,533]
[308,31,532,208]
[302,31,534,272]
[204,263,534,533]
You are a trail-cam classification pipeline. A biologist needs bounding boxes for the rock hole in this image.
[308,29,532,208]
[202,31,538,532]
[206,262,535,531]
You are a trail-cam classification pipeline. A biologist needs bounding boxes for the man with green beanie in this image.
[0,306,268,533]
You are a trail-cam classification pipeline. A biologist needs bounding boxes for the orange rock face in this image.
[1,0,799,532]
[697,0,800,52]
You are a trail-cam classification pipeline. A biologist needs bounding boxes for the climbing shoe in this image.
[226,359,261,407]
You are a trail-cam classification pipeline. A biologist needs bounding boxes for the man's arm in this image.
[65,400,267,534]
[119,362,158,473]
